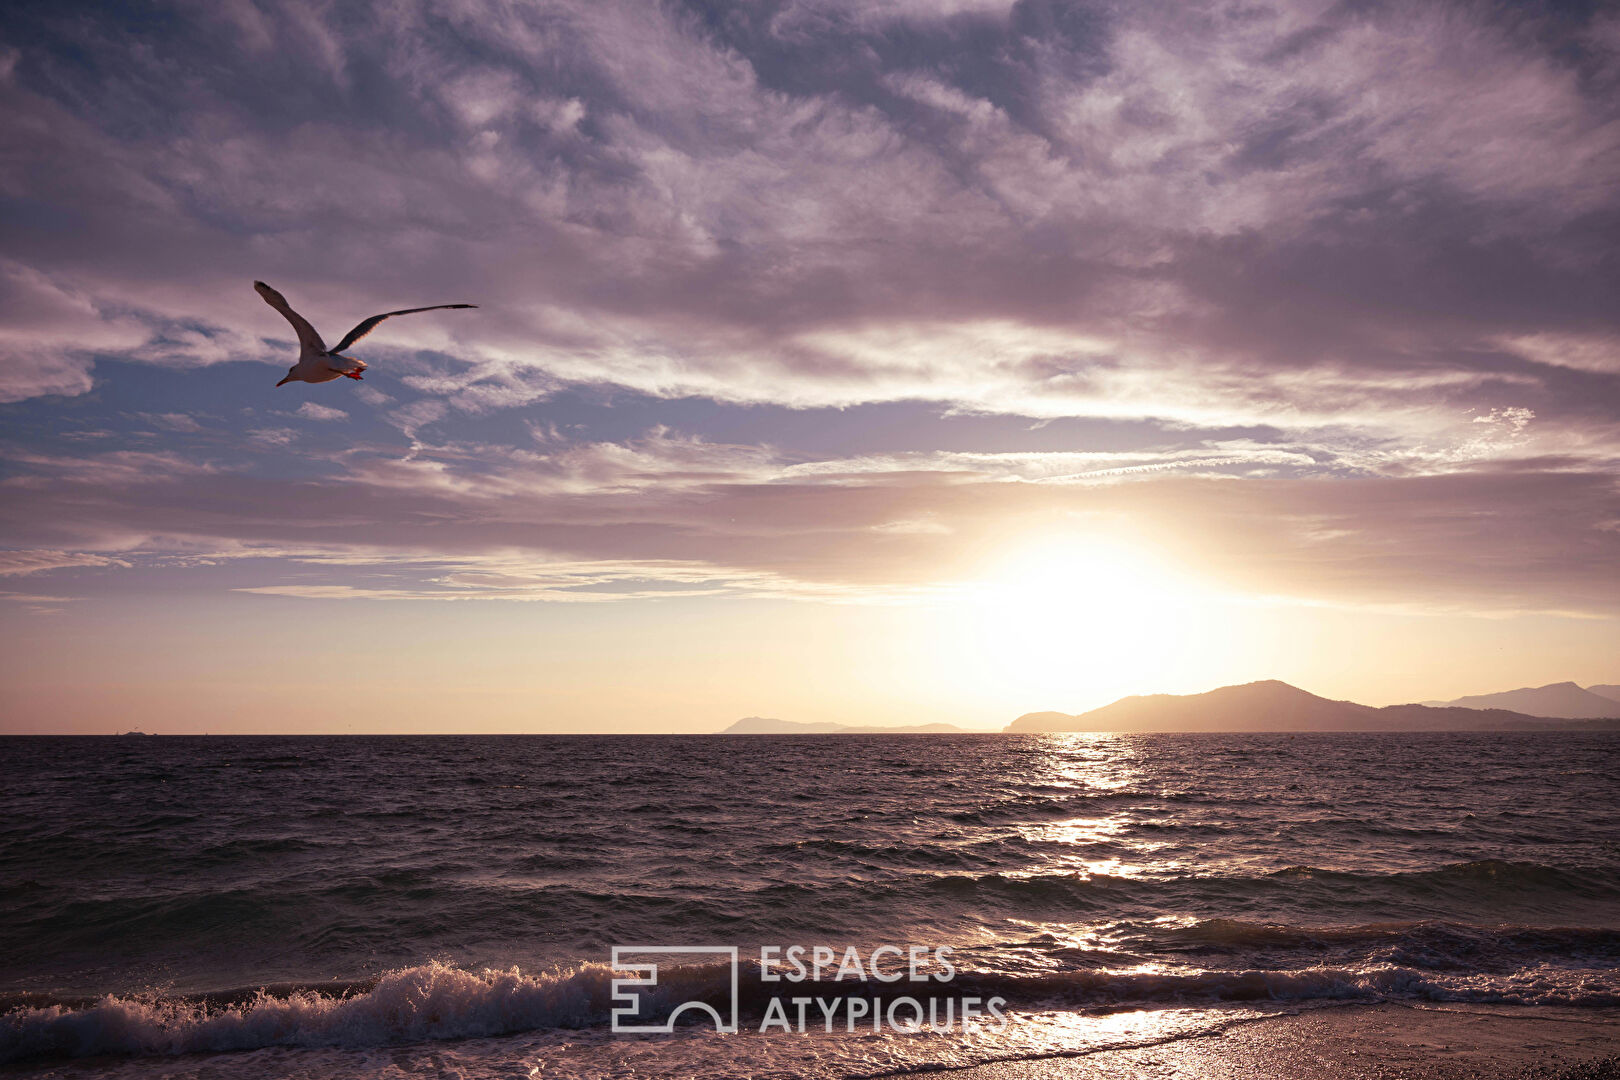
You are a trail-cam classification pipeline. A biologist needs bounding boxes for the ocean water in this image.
[2,732,1618,1078]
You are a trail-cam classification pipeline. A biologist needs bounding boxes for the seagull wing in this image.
[254,281,327,354]
[331,304,478,355]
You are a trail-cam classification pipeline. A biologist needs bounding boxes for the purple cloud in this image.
[0,0,1617,626]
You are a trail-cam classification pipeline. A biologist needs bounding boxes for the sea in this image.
[2,732,1617,1078]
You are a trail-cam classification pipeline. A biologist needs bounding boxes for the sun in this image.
[934,532,1221,709]
[983,535,1185,624]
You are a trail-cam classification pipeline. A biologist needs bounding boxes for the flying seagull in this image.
[255,281,477,387]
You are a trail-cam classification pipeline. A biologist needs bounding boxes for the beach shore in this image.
[929,1003,1620,1080]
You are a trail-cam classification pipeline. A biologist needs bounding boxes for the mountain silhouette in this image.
[1007,680,1617,733]
[1421,682,1620,718]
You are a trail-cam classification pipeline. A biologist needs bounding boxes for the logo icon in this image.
[610,945,740,1033]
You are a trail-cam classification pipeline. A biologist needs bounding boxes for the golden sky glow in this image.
[2,0,1618,730]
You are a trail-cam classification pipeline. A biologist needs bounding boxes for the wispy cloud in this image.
[295,402,349,421]
[0,0,1617,626]
[0,550,129,576]
[1,427,1615,617]
[0,0,1614,436]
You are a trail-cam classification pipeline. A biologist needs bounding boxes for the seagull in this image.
[255,281,477,387]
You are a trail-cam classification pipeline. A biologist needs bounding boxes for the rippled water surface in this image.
[2,733,1617,1075]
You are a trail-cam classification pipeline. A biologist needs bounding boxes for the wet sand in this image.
[928,1003,1620,1080]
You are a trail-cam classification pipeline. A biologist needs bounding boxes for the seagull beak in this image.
[276,375,293,387]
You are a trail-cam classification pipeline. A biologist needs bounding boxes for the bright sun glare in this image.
[938,534,1223,710]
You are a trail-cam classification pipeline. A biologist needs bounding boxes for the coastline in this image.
[4,998,1619,1078]
[920,1003,1620,1080]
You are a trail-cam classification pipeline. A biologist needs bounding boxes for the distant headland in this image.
[1008,679,1620,733]
[715,680,1620,736]
[1421,681,1620,719]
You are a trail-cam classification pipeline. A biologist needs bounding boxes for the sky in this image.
[2,0,1618,733]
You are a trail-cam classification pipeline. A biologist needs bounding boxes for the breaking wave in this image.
[6,943,1618,1063]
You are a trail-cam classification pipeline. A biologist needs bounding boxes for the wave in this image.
[1154,917,1620,959]
[1,963,615,1063]
[6,946,1619,1064]
[960,962,1620,1010]
[7,861,1613,961]
[904,860,1620,917]
[1263,859,1594,890]
[7,861,1615,998]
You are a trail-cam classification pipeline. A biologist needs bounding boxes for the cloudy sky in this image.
[2,0,1618,732]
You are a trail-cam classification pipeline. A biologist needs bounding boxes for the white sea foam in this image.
[5,958,1617,1065]
[0,962,614,1062]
